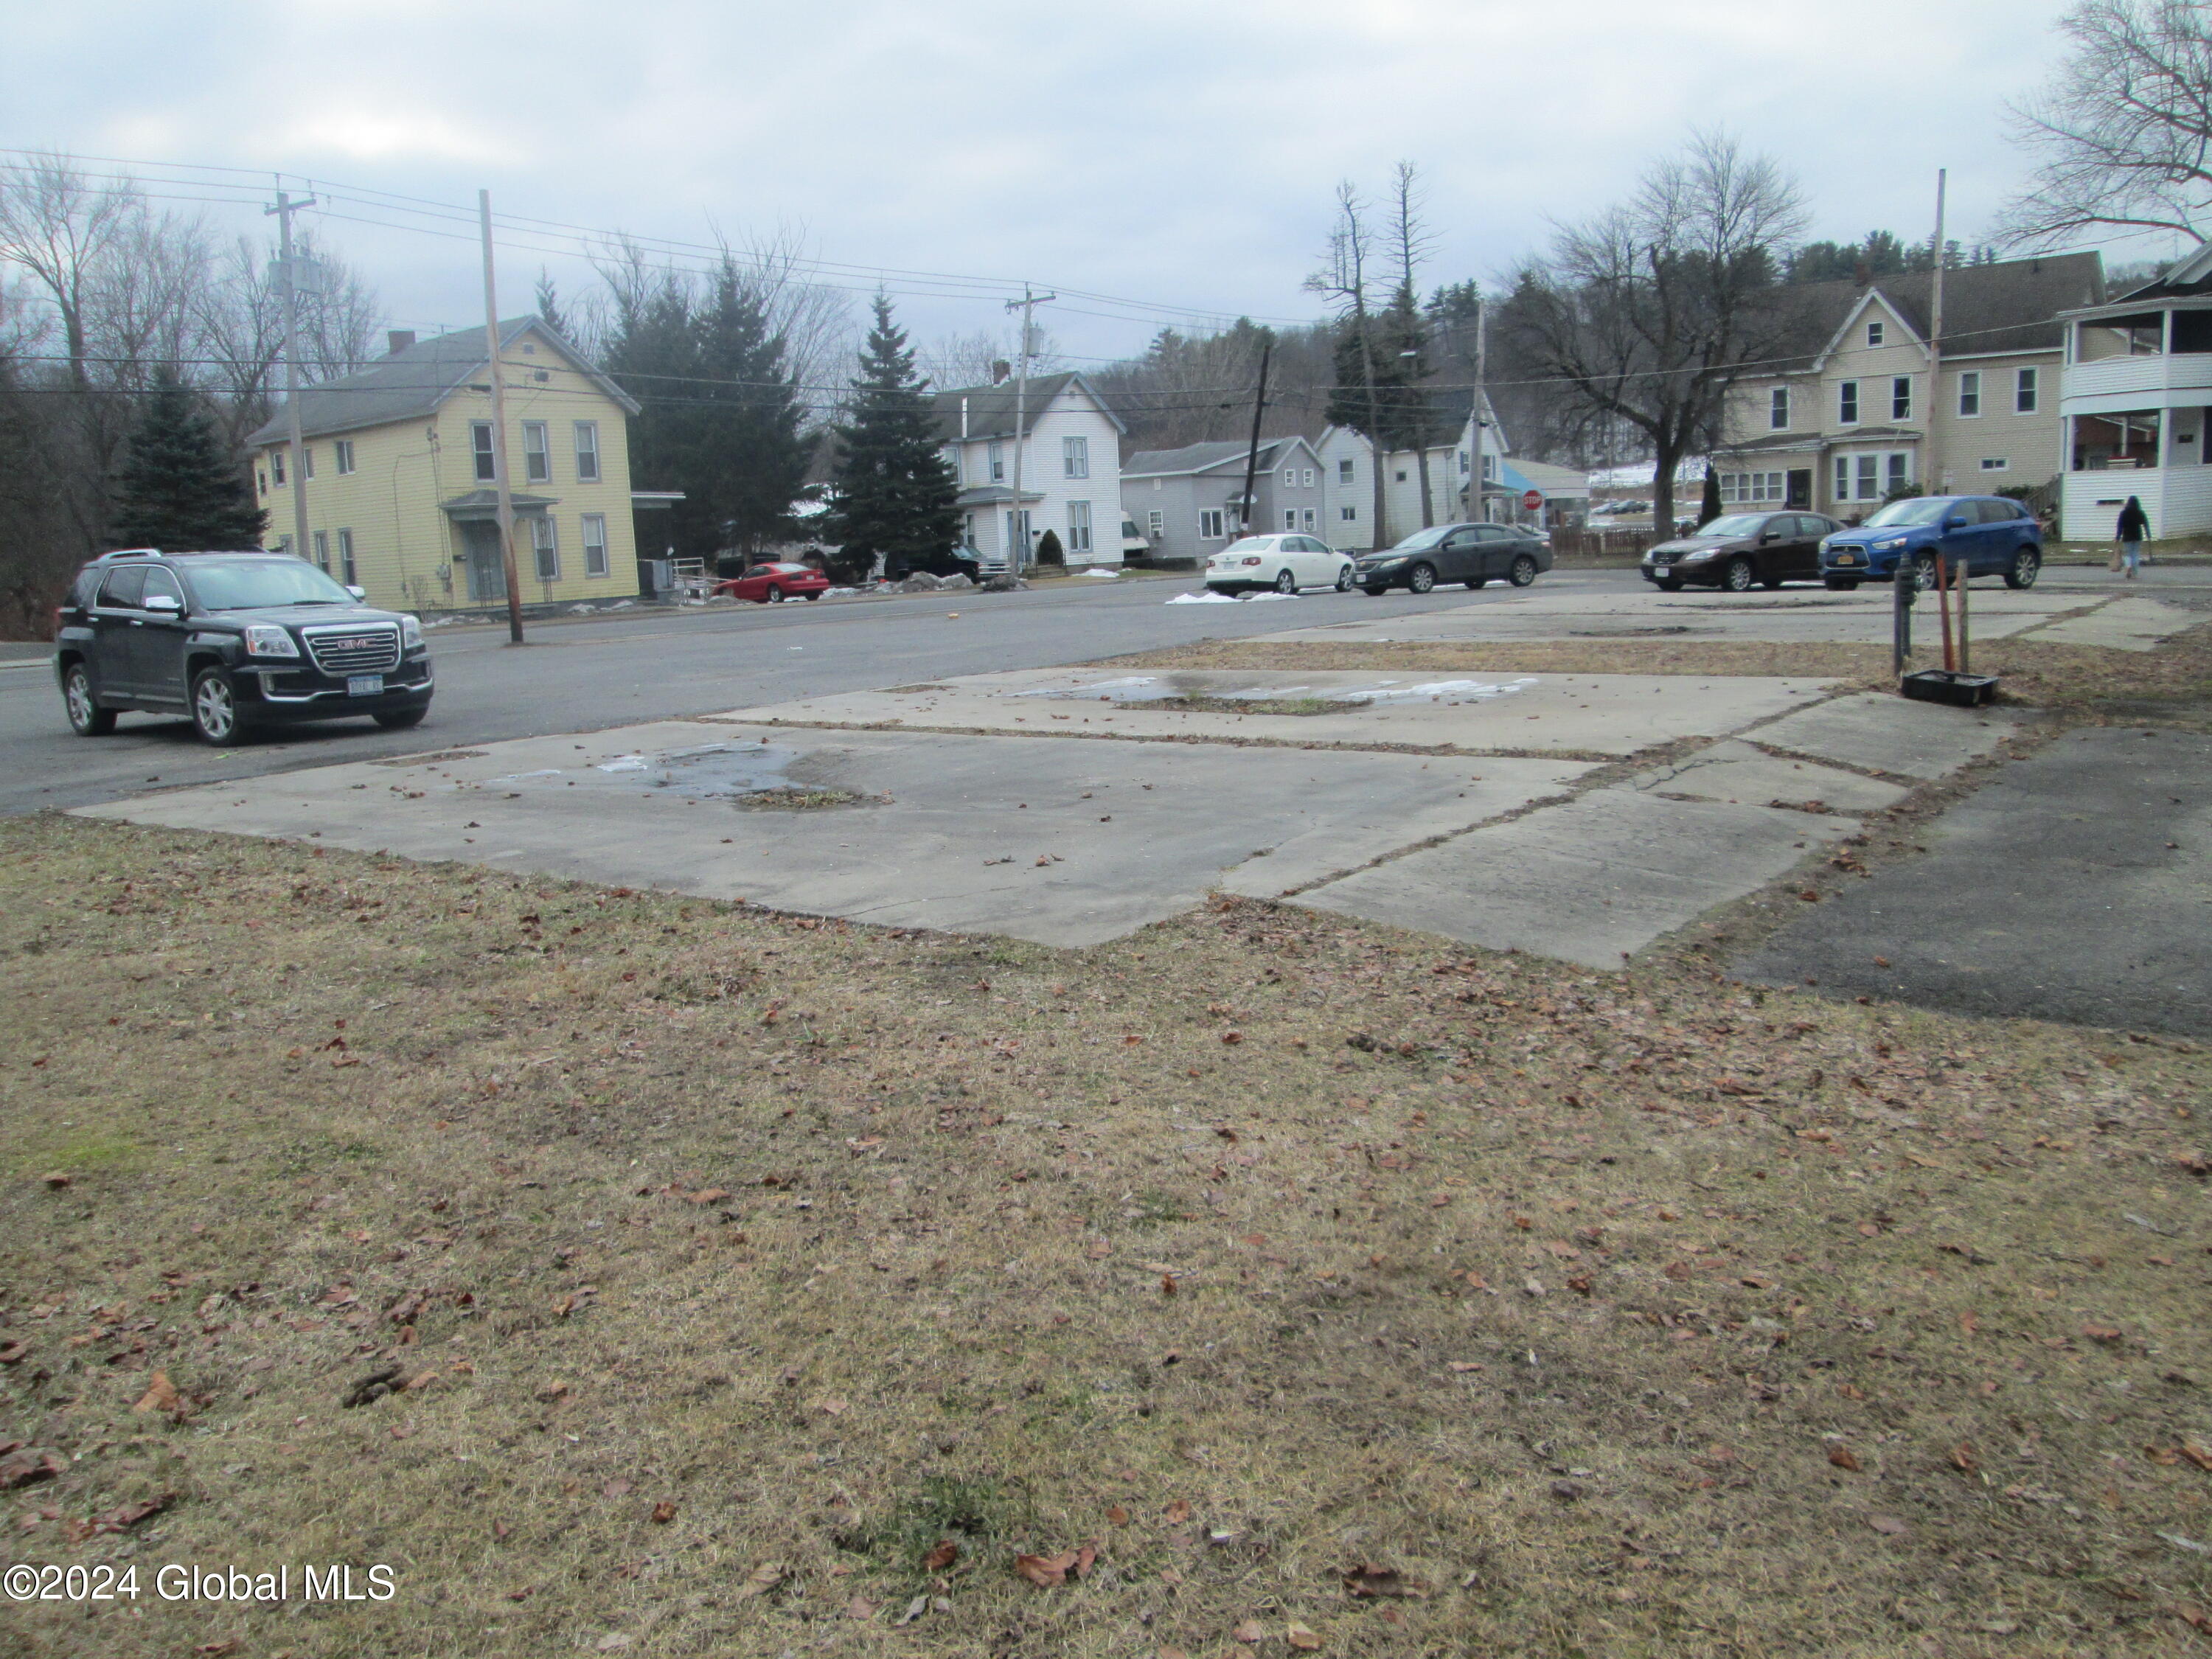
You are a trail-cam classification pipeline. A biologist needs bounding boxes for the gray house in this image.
[1119,436,1327,564]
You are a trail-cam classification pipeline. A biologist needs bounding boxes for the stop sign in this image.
[1521,489,1544,512]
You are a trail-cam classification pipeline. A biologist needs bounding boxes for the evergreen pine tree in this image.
[824,295,959,575]
[110,366,265,551]
[1697,467,1723,528]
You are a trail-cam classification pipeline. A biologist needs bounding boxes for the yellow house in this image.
[248,316,669,613]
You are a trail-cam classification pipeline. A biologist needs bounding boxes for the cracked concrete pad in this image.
[1630,740,1910,813]
[2017,597,2199,652]
[77,721,1591,949]
[1256,586,2073,647]
[1290,787,1860,968]
[713,667,1832,759]
[1744,692,2020,779]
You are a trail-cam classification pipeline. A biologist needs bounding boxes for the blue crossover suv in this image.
[1818,495,2043,591]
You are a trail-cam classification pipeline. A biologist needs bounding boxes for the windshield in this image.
[1864,498,1951,527]
[1691,514,1773,539]
[184,558,357,611]
[1388,526,1455,552]
[1221,537,1279,554]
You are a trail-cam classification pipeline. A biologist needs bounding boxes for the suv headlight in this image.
[1874,537,1907,551]
[243,624,299,658]
[401,615,424,650]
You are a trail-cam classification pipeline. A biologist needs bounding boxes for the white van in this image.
[1119,515,1150,561]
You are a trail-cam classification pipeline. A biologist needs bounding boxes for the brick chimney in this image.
[991,359,1011,385]
[387,330,417,355]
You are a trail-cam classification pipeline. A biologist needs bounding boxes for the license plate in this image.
[347,675,383,698]
[1652,566,1671,576]
[1834,553,1860,566]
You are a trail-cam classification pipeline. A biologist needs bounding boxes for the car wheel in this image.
[804,591,821,600]
[374,705,428,730]
[1274,568,1297,594]
[1657,579,1683,592]
[1823,577,1860,591]
[1408,563,1436,594]
[1761,576,1784,590]
[1911,552,1940,591]
[1508,554,1538,588]
[1723,557,1754,592]
[1335,566,1352,591]
[1361,585,1388,597]
[189,667,246,746]
[63,664,115,735]
[765,585,784,602]
[1465,577,1487,588]
[2003,547,2041,590]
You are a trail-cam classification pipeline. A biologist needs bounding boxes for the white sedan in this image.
[1203,534,1354,595]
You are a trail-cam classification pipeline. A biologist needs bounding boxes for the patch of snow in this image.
[1334,677,1540,706]
[596,755,649,773]
[1166,591,1241,605]
[1013,676,1158,699]
[1083,567,1121,579]
[823,586,862,597]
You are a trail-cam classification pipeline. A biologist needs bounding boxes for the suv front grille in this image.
[302,623,401,675]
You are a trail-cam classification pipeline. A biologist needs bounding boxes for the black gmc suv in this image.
[55,549,434,745]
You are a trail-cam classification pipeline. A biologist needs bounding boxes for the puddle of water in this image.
[1332,678,1538,705]
[490,742,806,799]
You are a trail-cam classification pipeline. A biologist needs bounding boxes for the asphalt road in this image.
[0,571,1545,815]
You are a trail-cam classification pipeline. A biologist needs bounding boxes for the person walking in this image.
[2116,495,2150,579]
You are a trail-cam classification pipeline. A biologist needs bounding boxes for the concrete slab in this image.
[712,667,1834,759]
[1291,787,1860,969]
[1256,585,2076,647]
[1742,692,2020,779]
[1628,740,1910,813]
[77,720,1593,949]
[1736,728,2212,1037]
[2017,597,2201,652]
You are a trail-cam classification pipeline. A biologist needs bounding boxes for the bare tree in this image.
[1388,161,1439,526]
[1999,0,2212,248]
[1506,132,1807,535]
[919,325,1061,394]
[1307,181,1390,546]
[0,153,142,391]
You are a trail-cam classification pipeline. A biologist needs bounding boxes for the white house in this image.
[1318,389,1508,552]
[2056,243,2212,540]
[932,373,1126,567]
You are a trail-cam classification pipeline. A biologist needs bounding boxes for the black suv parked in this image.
[55,549,434,744]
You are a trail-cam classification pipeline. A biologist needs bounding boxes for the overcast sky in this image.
[0,0,2150,369]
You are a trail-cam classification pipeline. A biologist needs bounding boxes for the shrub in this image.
[1034,529,1064,566]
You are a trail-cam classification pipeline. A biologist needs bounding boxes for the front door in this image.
[461,521,507,602]
[1787,470,1812,510]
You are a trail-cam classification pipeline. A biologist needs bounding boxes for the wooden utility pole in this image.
[1471,289,1489,524]
[1003,285,1054,571]
[478,189,524,644]
[1927,168,1948,499]
[264,188,315,563]
[1237,337,1273,538]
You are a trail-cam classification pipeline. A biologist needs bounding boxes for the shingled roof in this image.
[246,316,638,447]
[1759,253,2104,371]
[1122,439,1298,477]
[931,372,1125,442]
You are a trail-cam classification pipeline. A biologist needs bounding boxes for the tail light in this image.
[1240,557,1262,566]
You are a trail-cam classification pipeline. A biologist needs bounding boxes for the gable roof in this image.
[1753,253,2104,373]
[1122,436,1318,478]
[2112,241,2212,302]
[246,316,639,447]
[931,372,1126,443]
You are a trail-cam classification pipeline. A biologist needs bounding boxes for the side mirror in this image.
[142,593,182,614]
[1760,530,1781,543]
[1943,516,1967,530]
[347,585,366,600]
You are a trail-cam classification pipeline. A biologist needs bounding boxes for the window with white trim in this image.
[1856,454,1879,499]
[942,447,961,486]
[1838,380,1860,424]
[1062,436,1088,479]
[311,529,328,571]
[1147,509,1163,540]
[523,421,550,484]
[1302,468,1315,487]
[337,529,356,585]
[1980,457,2010,471]
[1339,504,1357,521]
[471,422,495,483]
[1719,470,1786,504]
[530,517,558,581]
[1337,457,1354,482]
[1770,387,1790,430]
[1198,509,1225,539]
[1866,320,1885,347]
[1886,453,1908,494]
[1282,467,1295,488]
[1833,456,1849,502]
[574,421,601,481]
[582,512,610,577]
[988,440,1004,482]
[2015,366,2039,413]
[335,439,355,476]
[1958,371,1981,417]
[302,446,314,480]
[1284,509,1297,531]
[270,448,286,485]
[1301,507,1316,531]
[1891,377,1912,420]
[1066,500,1092,554]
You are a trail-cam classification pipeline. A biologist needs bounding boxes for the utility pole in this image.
[478,189,524,644]
[1237,335,1273,538]
[1003,285,1054,572]
[265,187,315,565]
[1470,288,1489,524]
[1927,168,1948,499]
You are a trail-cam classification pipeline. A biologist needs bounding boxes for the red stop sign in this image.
[1521,489,1544,512]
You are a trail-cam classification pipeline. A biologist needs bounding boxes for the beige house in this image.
[248,317,666,613]
[1711,255,2102,518]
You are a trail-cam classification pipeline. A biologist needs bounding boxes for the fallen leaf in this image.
[1234,1618,1267,1642]
[1164,1499,1192,1523]
[1447,1361,1484,1374]
[813,1395,849,1416]
[1950,1443,1978,1474]
[1866,1514,1910,1536]
[651,1500,677,1524]
[2181,1441,2212,1473]
[493,1520,512,1540]
[1343,1563,1425,1599]
[922,1538,959,1571]
[733,1562,787,1600]
[1160,1273,1178,1297]
[1829,1447,1862,1472]
[1286,1621,1323,1650]
[194,1643,239,1656]
[40,1172,72,1189]
[133,1372,181,1416]
[0,1341,27,1365]
[0,1449,66,1489]
[1106,1505,1130,1526]
[602,1478,633,1498]
[1014,1549,1079,1588]
[845,1595,879,1620]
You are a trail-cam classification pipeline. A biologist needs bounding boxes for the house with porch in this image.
[1119,436,1326,563]
[1709,254,2101,519]
[932,373,1127,568]
[2055,243,2212,540]
[248,317,670,612]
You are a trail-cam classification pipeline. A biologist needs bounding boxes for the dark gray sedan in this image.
[1353,521,1552,594]
[1641,510,1842,591]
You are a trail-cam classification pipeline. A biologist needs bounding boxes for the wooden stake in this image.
[1935,554,1955,673]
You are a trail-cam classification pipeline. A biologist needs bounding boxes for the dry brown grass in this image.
[4,815,2212,1658]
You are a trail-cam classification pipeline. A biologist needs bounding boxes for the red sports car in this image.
[712,562,830,603]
